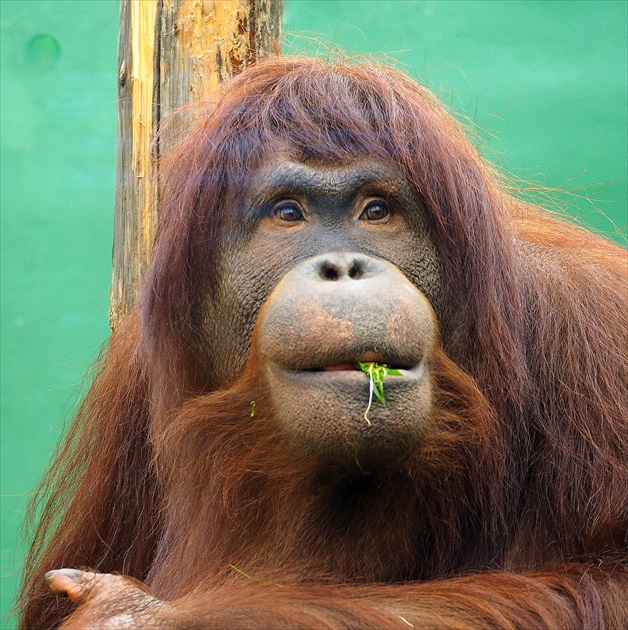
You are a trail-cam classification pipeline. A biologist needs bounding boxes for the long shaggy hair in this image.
[20,57,627,629]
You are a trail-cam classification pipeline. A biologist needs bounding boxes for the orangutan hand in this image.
[46,569,172,629]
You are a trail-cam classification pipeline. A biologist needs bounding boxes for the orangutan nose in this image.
[315,253,374,282]
[257,252,435,373]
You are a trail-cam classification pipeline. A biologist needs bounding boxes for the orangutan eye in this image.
[360,200,389,222]
[273,201,304,223]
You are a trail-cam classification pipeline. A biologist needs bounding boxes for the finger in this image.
[45,569,98,603]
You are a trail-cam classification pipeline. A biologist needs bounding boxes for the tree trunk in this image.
[111,0,282,328]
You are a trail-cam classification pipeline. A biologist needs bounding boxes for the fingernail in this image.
[44,568,84,584]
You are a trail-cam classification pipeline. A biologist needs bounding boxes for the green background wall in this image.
[1,1,626,626]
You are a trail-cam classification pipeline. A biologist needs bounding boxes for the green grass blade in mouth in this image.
[354,361,402,422]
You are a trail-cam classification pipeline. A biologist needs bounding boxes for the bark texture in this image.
[112,0,282,327]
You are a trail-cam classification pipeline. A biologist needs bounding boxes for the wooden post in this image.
[111,0,282,328]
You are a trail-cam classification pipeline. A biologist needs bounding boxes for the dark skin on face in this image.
[199,158,442,389]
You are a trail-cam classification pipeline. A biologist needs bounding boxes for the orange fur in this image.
[20,58,627,629]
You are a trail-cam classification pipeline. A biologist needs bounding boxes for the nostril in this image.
[317,257,368,281]
[348,261,364,280]
[320,262,341,281]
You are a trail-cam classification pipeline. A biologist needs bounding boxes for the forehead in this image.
[247,157,414,203]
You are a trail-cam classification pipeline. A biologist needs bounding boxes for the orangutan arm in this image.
[48,565,627,630]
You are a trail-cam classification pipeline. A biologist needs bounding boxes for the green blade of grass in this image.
[229,564,282,587]
[355,361,402,409]
[384,367,402,376]
[373,380,386,404]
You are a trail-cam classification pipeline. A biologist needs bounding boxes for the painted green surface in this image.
[1,2,119,626]
[1,1,626,626]
[284,0,628,236]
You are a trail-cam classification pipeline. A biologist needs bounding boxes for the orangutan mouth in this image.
[317,362,413,372]
[321,363,362,372]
